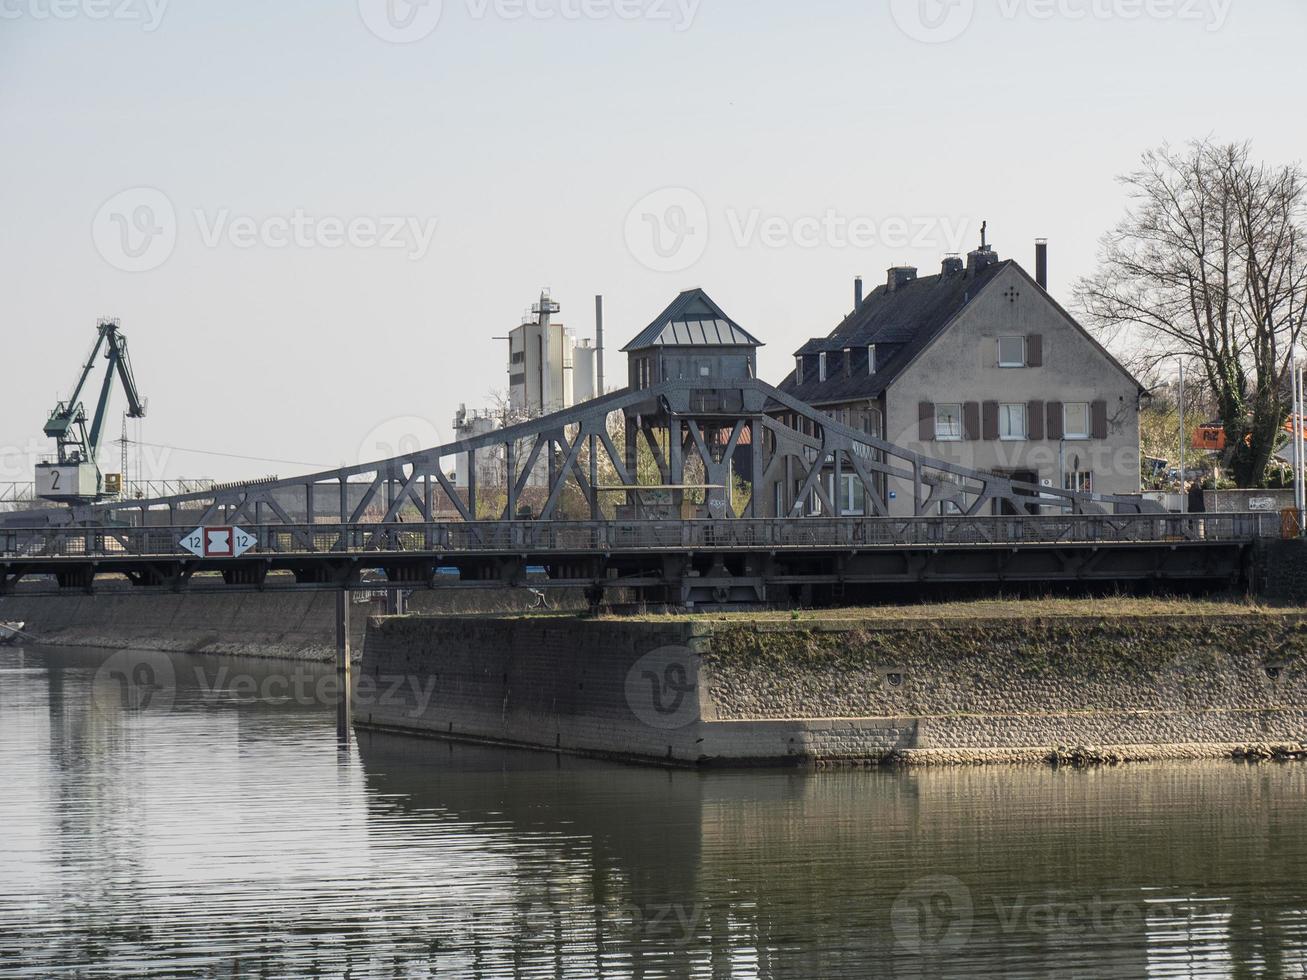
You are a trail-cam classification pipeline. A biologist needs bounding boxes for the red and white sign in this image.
[180,526,256,559]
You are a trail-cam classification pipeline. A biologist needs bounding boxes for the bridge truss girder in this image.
[1,379,1159,533]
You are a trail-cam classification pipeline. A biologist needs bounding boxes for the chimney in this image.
[887,266,917,293]
[941,255,964,277]
[854,276,864,308]
[1035,239,1048,290]
[594,295,605,395]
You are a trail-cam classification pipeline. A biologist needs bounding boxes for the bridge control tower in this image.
[620,289,765,519]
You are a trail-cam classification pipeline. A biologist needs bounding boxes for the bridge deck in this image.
[0,514,1275,600]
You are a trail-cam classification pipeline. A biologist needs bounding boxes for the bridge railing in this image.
[0,513,1281,560]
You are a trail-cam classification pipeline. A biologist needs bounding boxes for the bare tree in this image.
[1077,139,1307,487]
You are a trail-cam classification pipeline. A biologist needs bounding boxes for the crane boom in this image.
[37,319,148,504]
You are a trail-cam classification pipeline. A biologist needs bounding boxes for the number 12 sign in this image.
[180,526,257,559]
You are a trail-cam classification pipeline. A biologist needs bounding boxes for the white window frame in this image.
[868,345,877,375]
[1064,471,1093,493]
[935,404,963,442]
[999,403,1027,441]
[998,336,1027,368]
[1064,402,1091,440]
[818,352,827,383]
[841,473,866,516]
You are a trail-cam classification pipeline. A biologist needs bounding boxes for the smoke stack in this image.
[854,276,864,309]
[595,295,605,396]
[1035,239,1048,291]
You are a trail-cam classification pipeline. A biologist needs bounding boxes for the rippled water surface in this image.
[2,644,1306,978]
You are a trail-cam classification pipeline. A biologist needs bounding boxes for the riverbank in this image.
[357,598,1307,767]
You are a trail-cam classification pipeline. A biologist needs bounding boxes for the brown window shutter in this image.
[1047,401,1064,440]
[1027,334,1043,367]
[1028,400,1045,441]
[982,401,999,441]
[919,402,935,442]
[963,402,981,441]
[1091,400,1109,439]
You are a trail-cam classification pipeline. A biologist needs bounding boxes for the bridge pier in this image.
[336,590,351,746]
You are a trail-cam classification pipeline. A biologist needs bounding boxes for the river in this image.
[2,644,1305,978]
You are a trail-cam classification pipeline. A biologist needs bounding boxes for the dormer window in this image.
[868,345,877,375]
[818,352,827,383]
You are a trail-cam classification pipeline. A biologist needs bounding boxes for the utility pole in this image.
[1293,351,1301,530]
[1297,352,1306,534]
[1178,359,1187,514]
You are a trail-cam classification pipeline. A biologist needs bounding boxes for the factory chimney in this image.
[595,295,605,396]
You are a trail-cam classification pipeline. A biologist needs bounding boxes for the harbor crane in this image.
[36,319,146,504]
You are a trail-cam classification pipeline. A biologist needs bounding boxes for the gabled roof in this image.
[623,288,763,352]
[779,260,1010,404]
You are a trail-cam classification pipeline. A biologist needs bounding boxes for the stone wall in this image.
[357,613,1307,767]
[1254,539,1307,601]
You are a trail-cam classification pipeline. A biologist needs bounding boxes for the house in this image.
[774,238,1146,516]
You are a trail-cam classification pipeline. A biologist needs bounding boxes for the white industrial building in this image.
[453,291,603,490]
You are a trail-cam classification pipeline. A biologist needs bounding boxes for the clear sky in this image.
[2,0,1303,484]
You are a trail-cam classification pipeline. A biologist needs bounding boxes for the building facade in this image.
[775,241,1145,516]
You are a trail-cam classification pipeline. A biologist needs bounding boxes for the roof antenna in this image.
[980,220,988,250]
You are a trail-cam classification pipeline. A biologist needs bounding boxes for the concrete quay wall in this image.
[0,587,589,663]
[357,614,1307,766]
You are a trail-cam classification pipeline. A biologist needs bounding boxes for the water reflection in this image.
[2,645,1305,978]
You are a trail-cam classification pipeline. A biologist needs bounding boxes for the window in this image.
[818,352,827,382]
[795,356,803,384]
[1064,471,1093,493]
[868,345,877,375]
[998,336,1026,368]
[935,404,963,441]
[999,403,1027,440]
[698,364,711,378]
[1063,402,1090,440]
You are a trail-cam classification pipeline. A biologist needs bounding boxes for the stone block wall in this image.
[1254,539,1307,601]
[357,613,1307,766]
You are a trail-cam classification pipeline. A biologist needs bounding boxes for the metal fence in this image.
[0,513,1281,561]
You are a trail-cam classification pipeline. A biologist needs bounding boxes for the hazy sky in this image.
[2,0,1303,485]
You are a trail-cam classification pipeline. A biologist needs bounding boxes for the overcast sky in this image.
[2,0,1303,485]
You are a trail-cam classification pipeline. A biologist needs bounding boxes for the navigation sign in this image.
[180,526,256,559]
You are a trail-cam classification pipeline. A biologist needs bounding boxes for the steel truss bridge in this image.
[0,379,1271,604]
